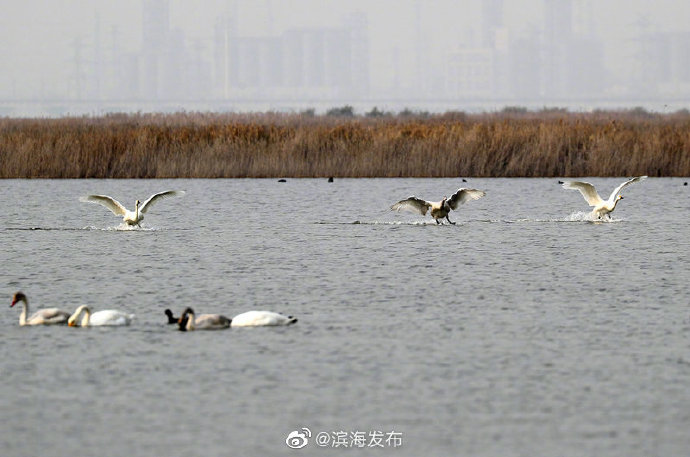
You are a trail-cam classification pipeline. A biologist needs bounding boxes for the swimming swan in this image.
[10,292,70,326]
[80,190,185,226]
[561,176,647,219]
[68,305,134,327]
[391,188,486,224]
[231,310,298,327]
[178,307,231,331]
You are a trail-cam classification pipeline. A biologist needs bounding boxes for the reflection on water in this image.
[1,178,689,457]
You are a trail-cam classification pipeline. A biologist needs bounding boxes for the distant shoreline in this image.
[1,109,688,178]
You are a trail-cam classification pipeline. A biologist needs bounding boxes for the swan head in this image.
[181,307,194,317]
[135,199,141,207]
[68,305,90,327]
[178,307,194,331]
[10,292,27,308]
[618,195,624,200]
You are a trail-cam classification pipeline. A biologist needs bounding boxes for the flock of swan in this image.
[391,176,647,223]
[9,177,647,329]
[10,291,297,331]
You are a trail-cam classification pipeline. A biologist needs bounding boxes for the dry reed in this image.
[0,110,688,178]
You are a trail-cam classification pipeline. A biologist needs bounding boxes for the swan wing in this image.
[139,190,185,214]
[561,181,603,207]
[231,310,297,327]
[195,313,231,329]
[81,195,127,216]
[391,197,432,215]
[90,310,134,326]
[447,188,486,210]
[607,176,647,202]
[28,308,69,325]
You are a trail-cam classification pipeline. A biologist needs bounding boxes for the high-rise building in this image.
[142,0,170,99]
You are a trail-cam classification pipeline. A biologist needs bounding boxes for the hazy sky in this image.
[1,0,689,111]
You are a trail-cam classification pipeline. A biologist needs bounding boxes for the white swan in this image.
[80,190,185,226]
[10,291,70,326]
[178,307,231,331]
[391,187,486,224]
[561,176,647,219]
[68,305,134,327]
[231,310,298,327]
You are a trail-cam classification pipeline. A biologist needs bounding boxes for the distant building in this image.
[635,31,690,97]
[213,14,370,100]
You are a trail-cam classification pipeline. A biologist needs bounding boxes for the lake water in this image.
[2,178,689,457]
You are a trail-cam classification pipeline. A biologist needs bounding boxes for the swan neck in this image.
[610,197,621,210]
[19,300,28,326]
[80,308,91,327]
[186,313,195,331]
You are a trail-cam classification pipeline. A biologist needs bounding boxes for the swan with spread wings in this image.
[80,190,185,226]
[561,176,646,219]
[391,188,486,224]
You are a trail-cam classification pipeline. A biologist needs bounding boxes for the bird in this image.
[80,190,185,226]
[165,308,188,327]
[231,310,298,327]
[391,187,486,224]
[9,292,70,326]
[68,305,134,327]
[164,309,179,324]
[177,307,231,331]
[561,176,647,219]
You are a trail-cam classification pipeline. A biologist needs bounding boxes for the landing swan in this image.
[80,190,185,226]
[10,292,70,326]
[178,307,231,331]
[68,305,134,327]
[231,310,298,327]
[561,176,647,219]
[391,188,486,224]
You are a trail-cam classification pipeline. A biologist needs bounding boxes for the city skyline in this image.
[1,0,689,115]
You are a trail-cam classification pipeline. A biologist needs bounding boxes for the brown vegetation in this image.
[1,109,688,178]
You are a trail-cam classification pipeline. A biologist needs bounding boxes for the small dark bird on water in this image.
[164,309,178,324]
[328,177,334,182]
[278,179,287,183]
[165,308,188,327]
[558,180,564,184]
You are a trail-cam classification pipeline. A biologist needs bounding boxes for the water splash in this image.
[563,211,622,223]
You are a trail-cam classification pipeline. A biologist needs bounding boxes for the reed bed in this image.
[1,110,688,178]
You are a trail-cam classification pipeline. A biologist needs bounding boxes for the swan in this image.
[391,187,486,224]
[561,176,647,219]
[68,305,134,327]
[178,307,231,331]
[231,310,298,327]
[80,190,185,226]
[10,292,70,326]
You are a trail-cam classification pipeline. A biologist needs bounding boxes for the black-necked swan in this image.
[68,305,134,327]
[231,310,298,327]
[391,187,486,224]
[561,176,647,219]
[10,292,70,326]
[80,190,185,226]
[178,307,231,331]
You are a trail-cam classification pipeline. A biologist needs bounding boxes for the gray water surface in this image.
[2,178,689,457]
